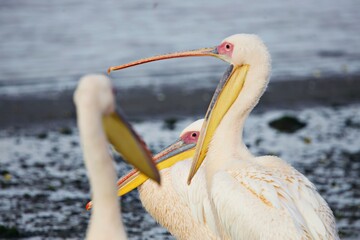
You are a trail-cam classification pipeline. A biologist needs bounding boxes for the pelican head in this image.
[118,119,204,194]
[74,74,116,115]
[108,34,270,184]
[215,34,269,66]
[74,75,161,184]
[86,119,203,210]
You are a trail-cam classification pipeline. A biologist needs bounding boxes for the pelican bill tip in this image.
[107,67,112,74]
[186,176,193,185]
[153,171,161,185]
[85,201,92,211]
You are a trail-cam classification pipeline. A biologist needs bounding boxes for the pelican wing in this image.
[211,156,338,240]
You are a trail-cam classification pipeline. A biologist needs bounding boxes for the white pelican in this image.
[108,34,339,239]
[86,119,220,240]
[74,74,160,240]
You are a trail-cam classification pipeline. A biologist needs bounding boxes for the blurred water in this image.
[0,0,359,95]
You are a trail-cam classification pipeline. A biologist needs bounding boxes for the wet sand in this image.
[1,73,360,128]
[0,105,359,239]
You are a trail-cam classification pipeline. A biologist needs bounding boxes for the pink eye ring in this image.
[181,131,200,144]
[218,42,234,56]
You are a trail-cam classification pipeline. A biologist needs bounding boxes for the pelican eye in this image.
[225,44,231,50]
[191,132,197,138]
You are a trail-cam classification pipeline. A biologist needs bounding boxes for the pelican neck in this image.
[205,61,270,183]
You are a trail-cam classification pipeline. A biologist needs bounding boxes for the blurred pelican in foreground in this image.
[108,34,339,239]
[87,119,220,240]
[74,75,160,240]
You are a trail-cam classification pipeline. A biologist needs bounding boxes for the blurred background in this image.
[0,0,359,239]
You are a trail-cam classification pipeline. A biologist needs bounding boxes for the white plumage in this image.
[120,120,220,239]
[75,75,159,240]
[189,34,339,239]
[139,159,220,240]
[74,75,128,240]
[210,157,337,239]
[106,33,339,239]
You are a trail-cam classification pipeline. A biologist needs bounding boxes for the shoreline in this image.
[1,74,359,127]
